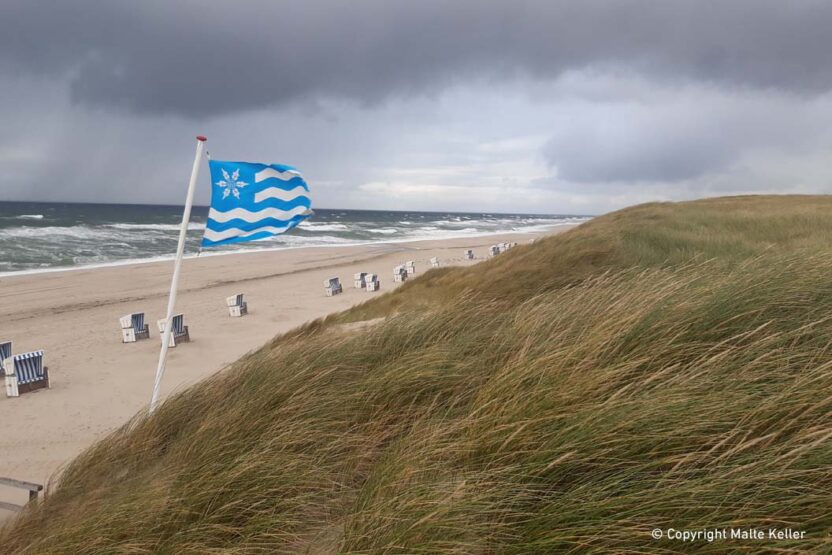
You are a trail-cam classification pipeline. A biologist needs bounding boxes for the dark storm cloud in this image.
[2,0,832,117]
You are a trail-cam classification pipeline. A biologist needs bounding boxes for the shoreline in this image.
[0,221,587,279]
[0,226,575,518]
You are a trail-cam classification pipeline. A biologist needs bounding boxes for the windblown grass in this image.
[3,195,832,553]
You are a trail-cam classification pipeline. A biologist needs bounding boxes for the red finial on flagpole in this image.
[196,135,207,142]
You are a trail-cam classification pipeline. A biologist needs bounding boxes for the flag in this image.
[202,160,312,248]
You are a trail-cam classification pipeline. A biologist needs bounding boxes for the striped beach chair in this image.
[430,257,440,268]
[324,277,343,297]
[0,341,11,376]
[226,293,248,317]
[365,273,380,292]
[354,272,368,289]
[393,265,407,283]
[119,312,150,343]
[4,350,49,397]
[157,314,190,347]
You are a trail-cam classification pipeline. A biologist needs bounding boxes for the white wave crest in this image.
[299,222,349,232]
[105,222,205,231]
[0,225,108,240]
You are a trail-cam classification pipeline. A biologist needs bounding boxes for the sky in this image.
[1,0,831,215]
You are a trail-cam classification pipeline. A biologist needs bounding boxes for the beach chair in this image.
[119,312,150,343]
[157,314,190,347]
[324,277,343,297]
[489,245,500,257]
[0,341,11,376]
[430,257,440,268]
[354,272,368,289]
[4,350,49,397]
[365,273,380,292]
[226,294,248,317]
[393,265,407,283]
[405,261,416,276]
[464,249,474,260]
[0,476,43,512]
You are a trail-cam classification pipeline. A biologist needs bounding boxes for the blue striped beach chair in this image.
[0,341,11,376]
[226,293,248,317]
[119,312,150,343]
[324,277,342,297]
[4,350,49,397]
[157,313,190,347]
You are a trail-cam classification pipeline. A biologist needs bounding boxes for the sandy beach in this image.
[0,229,570,514]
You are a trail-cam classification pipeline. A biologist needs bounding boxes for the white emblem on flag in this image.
[215,168,248,200]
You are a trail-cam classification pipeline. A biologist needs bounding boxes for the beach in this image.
[0,228,570,515]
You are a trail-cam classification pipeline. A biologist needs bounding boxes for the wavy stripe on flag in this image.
[208,195,311,213]
[255,167,302,182]
[253,184,310,203]
[207,204,310,224]
[202,230,278,248]
[205,215,311,232]
[202,221,305,248]
[203,223,299,243]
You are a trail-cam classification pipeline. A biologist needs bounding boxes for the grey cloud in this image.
[2,1,832,117]
[542,85,832,183]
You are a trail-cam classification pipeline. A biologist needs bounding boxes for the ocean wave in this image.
[105,223,206,231]
[0,225,109,240]
[17,214,44,220]
[0,210,592,276]
[298,222,350,232]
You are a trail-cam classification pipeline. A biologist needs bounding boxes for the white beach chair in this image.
[324,277,343,297]
[119,312,150,343]
[354,272,368,289]
[489,245,500,257]
[365,273,380,292]
[226,293,248,317]
[393,265,407,283]
[405,261,416,276]
[157,314,190,347]
[430,257,440,268]
[464,249,474,260]
[5,350,49,398]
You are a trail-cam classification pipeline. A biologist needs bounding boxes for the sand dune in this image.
[0,230,569,515]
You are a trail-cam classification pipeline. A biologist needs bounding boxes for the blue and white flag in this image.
[202,160,312,248]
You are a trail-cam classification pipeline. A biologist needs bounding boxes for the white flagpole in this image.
[149,135,207,413]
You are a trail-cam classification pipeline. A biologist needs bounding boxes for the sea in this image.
[0,201,590,276]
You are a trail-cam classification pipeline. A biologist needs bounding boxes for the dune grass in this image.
[3,195,832,553]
